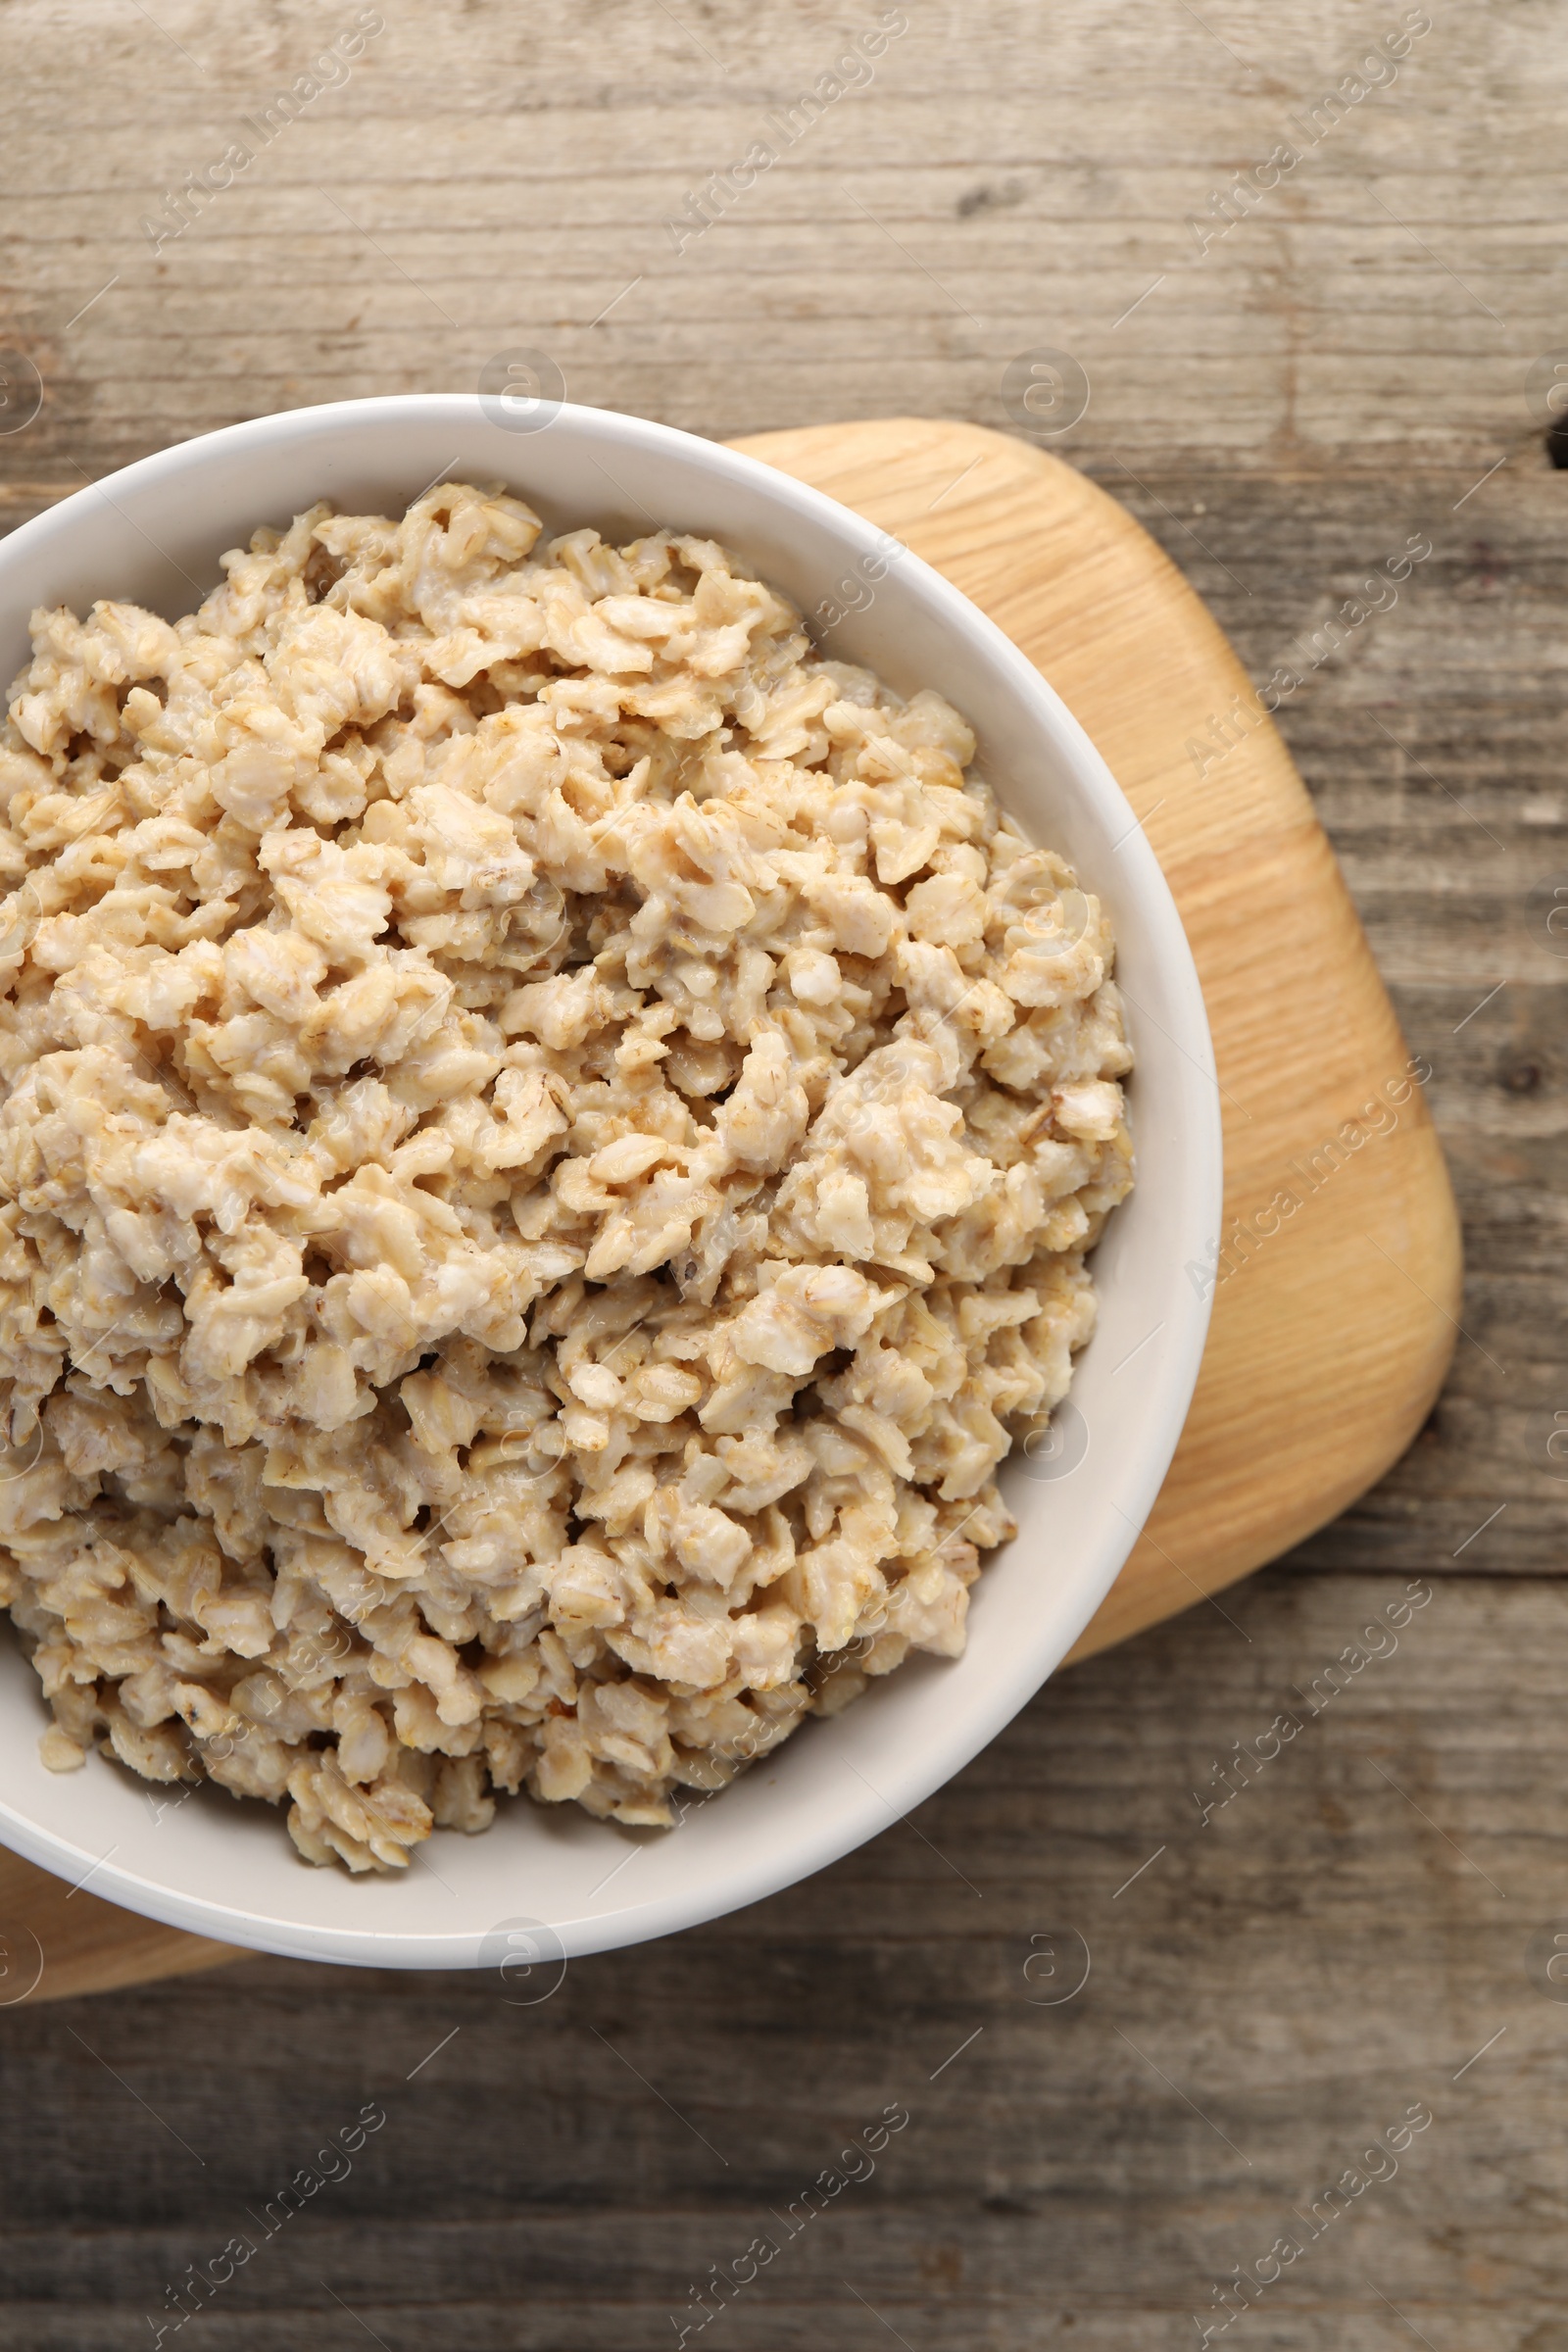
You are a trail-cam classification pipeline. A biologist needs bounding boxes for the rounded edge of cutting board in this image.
[1,1848,239,2004]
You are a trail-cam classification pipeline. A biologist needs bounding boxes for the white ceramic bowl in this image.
[0,397,1219,1970]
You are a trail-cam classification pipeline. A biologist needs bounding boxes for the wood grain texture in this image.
[0,0,1557,479]
[0,0,1564,2339]
[3,1569,1563,2351]
[1107,467,1568,1584]
[0,1849,232,2005]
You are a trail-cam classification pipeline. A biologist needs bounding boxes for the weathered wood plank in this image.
[1,1571,1561,2349]
[0,0,1563,481]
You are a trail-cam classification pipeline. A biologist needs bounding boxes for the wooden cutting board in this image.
[1,418,1459,2002]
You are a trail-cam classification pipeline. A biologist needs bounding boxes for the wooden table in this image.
[1,4,1563,2345]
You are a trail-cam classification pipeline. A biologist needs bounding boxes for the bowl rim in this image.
[0,395,1221,1966]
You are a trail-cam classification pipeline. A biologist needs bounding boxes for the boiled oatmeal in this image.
[0,481,1132,1871]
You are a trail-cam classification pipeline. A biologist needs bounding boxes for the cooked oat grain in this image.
[0,483,1132,1869]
